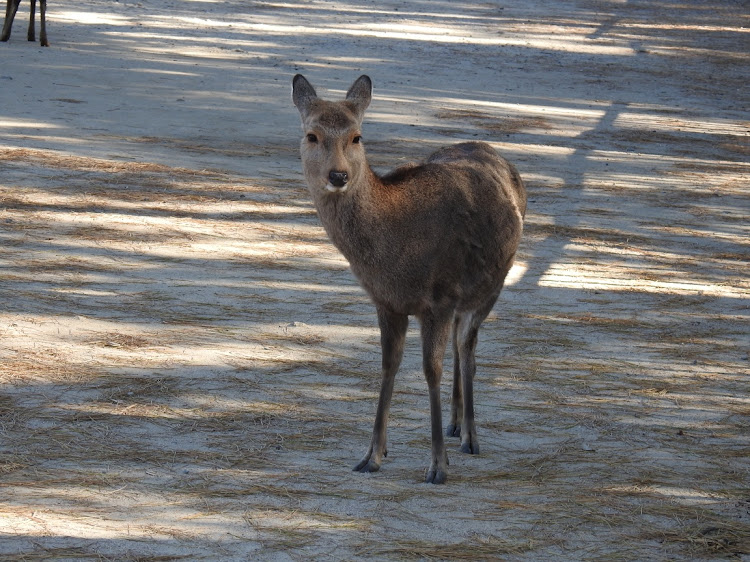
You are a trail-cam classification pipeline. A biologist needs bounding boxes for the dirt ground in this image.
[1,0,749,560]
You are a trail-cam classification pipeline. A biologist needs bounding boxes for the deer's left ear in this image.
[345,75,372,121]
[292,74,319,119]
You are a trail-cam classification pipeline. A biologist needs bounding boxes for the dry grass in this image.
[358,536,537,559]
[435,109,552,134]
[643,519,750,558]
[0,147,216,176]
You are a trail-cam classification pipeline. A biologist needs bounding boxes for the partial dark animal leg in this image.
[1,0,22,42]
[456,312,480,454]
[456,293,500,455]
[354,307,408,474]
[420,309,452,484]
[26,0,34,41]
[446,315,462,437]
[38,0,47,46]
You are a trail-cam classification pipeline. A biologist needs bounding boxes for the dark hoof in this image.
[446,423,461,437]
[353,459,381,473]
[460,441,480,455]
[425,469,447,484]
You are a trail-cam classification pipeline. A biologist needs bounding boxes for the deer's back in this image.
[343,142,525,315]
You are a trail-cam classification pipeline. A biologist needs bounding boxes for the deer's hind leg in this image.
[38,0,47,46]
[446,315,462,438]
[454,293,500,455]
[26,0,34,41]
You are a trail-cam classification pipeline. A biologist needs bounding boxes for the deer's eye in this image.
[352,135,362,144]
[306,133,318,143]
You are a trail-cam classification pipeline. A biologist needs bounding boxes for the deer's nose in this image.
[328,171,348,188]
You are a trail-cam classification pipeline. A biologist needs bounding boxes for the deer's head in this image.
[293,74,372,194]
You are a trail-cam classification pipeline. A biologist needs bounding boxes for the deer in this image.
[1,0,48,46]
[292,74,526,484]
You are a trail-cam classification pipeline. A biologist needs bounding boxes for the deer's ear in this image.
[292,74,318,118]
[346,75,372,120]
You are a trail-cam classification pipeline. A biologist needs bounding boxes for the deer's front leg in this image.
[353,308,407,474]
[420,309,452,484]
[1,0,22,42]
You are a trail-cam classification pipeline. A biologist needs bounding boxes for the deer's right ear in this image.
[292,74,318,118]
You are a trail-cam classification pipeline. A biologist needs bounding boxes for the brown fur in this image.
[1,0,48,46]
[292,74,526,483]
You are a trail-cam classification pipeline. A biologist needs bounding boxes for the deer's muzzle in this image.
[327,171,349,192]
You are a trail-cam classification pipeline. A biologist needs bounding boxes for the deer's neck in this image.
[312,165,384,269]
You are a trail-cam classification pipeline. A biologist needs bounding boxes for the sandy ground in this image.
[1,0,749,560]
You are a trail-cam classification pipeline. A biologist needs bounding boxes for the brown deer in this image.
[292,74,526,484]
[1,0,48,46]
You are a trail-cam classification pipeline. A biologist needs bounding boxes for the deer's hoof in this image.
[425,468,447,484]
[460,440,480,455]
[425,452,449,484]
[446,423,461,437]
[353,458,381,473]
